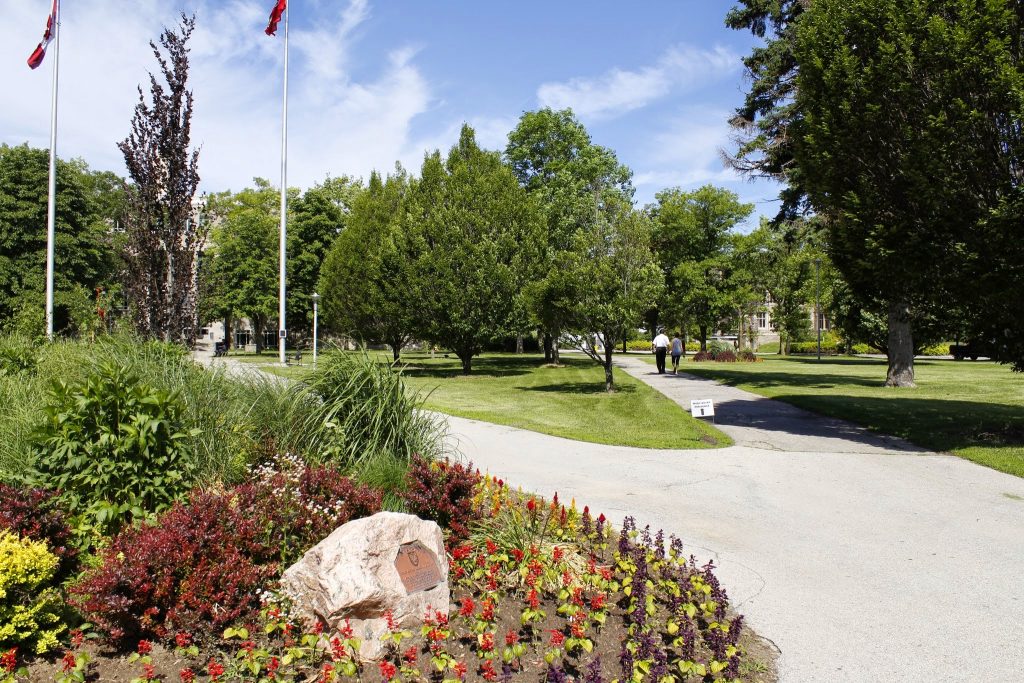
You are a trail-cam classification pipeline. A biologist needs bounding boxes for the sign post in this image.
[690,399,715,421]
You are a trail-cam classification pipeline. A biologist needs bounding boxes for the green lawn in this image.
[653,355,1024,477]
[241,351,728,449]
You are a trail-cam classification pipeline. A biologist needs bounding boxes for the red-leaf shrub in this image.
[71,489,277,643]
[713,350,737,362]
[71,460,382,644]
[402,456,482,542]
[0,483,78,580]
[737,350,761,362]
[691,351,713,362]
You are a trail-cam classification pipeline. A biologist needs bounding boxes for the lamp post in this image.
[814,258,822,361]
[311,292,320,369]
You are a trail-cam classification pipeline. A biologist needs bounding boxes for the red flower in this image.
[384,610,398,632]
[454,565,466,579]
[475,554,487,567]
[402,646,418,664]
[511,548,524,563]
[571,619,586,638]
[597,513,606,525]
[505,631,518,646]
[553,546,564,563]
[338,619,355,639]
[453,661,468,680]
[553,492,559,506]
[481,598,495,621]
[268,656,280,674]
[318,663,335,683]
[481,660,498,681]
[207,658,225,681]
[70,629,84,648]
[179,667,196,683]
[62,651,77,672]
[479,632,494,652]
[1,648,17,673]
[452,544,472,561]
[379,660,397,681]
[548,630,565,647]
[600,567,612,581]
[485,539,498,555]
[143,663,157,680]
[527,589,540,610]
[590,593,607,611]
[174,631,192,648]
[434,609,449,625]
[312,621,324,635]
[137,639,153,655]
[561,569,573,587]
[526,498,536,513]
[459,597,475,617]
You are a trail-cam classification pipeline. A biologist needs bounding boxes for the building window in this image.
[756,311,768,329]
[235,330,251,348]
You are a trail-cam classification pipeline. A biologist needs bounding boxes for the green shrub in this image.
[851,343,882,354]
[919,342,952,356]
[709,340,734,355]
[623,339,699,352]
[31,363,198,532]
[0,530,65,654]
[0,337,36,377]
[304,349,444,470]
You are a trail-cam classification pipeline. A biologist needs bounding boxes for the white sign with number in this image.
[690,399,715,418]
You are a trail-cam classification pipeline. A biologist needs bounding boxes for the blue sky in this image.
[2,0,780,225]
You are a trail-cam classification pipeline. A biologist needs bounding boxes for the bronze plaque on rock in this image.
[394,541,443,594]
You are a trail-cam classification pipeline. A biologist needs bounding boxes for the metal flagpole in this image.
[277,2,290,364]
[45,0,61,340]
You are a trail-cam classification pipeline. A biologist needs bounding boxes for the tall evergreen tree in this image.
[118,14,202,345]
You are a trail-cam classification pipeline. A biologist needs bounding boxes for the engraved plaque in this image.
[394,541,442,594]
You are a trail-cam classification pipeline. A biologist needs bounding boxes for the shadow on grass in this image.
[713,391,1024,455]
[686,367,884,390]
[520,382,637,395]
[398,356,537,379]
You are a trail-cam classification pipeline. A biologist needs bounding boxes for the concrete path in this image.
[443,357,1024,682]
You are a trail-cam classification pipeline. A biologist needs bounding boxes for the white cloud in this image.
[0,0,432,193]
[537,44,738,120]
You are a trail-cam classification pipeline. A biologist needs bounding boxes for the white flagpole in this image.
[277,2,289,365]
[45,0,61,340]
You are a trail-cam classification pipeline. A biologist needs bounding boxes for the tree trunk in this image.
[223,314,232,350]
[392,344,401,362]
[885,298,916,387]
[543,333,553,362]
[254,317,264,354]
[682,330,688,357]
[551,328,560,365]
[603,344,615,392]
[622,339,627,354]
[515,333,524,354]
[699,326,708,352]
[458,352,473,375]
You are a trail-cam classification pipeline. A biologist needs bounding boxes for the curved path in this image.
[444,356,1024,682]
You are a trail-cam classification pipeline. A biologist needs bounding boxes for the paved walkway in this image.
[443,357,1024,682]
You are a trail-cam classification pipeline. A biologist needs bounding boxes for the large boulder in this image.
[280,511,449,660]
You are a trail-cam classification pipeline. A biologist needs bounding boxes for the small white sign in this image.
[690,399,715,418]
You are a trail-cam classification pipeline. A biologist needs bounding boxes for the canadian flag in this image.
[265,0,287,36]
[27,0,58,69]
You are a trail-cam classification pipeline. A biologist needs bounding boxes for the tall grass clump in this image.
[303,349,445,475]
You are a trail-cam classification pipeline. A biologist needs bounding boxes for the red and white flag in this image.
[265,0,287,36]
[27,0,58,69]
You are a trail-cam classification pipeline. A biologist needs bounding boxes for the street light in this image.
[814,258,822,361]
[311,292,320,369]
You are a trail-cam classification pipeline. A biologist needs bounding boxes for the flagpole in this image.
[45,0,61,340]
[277,2,289,365]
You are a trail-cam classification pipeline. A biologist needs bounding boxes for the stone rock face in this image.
[280,511,449,660]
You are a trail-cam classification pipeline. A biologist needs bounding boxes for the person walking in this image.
[670,333,684,374]
[652,329,670,374]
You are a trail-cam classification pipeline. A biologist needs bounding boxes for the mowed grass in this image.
[654,355,1024,477]
[242,351,727,449]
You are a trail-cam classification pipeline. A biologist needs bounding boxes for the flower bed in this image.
[3,470,775,683]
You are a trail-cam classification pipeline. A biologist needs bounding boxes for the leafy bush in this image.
[72,458,382,643]
[736,350,761,362]
[31,363,198,533]
[623,339,699,352]
[0,337,35,377]
[239,455,383,566]
[708,340,734,355]
[304,350,445,469]
[0,530,66,654]
[850,343,882,354]
[402,456,482,543]
[713,350,737,362]
[0,484,77,581]
[919,342,952,356]
[691,351,713,362]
